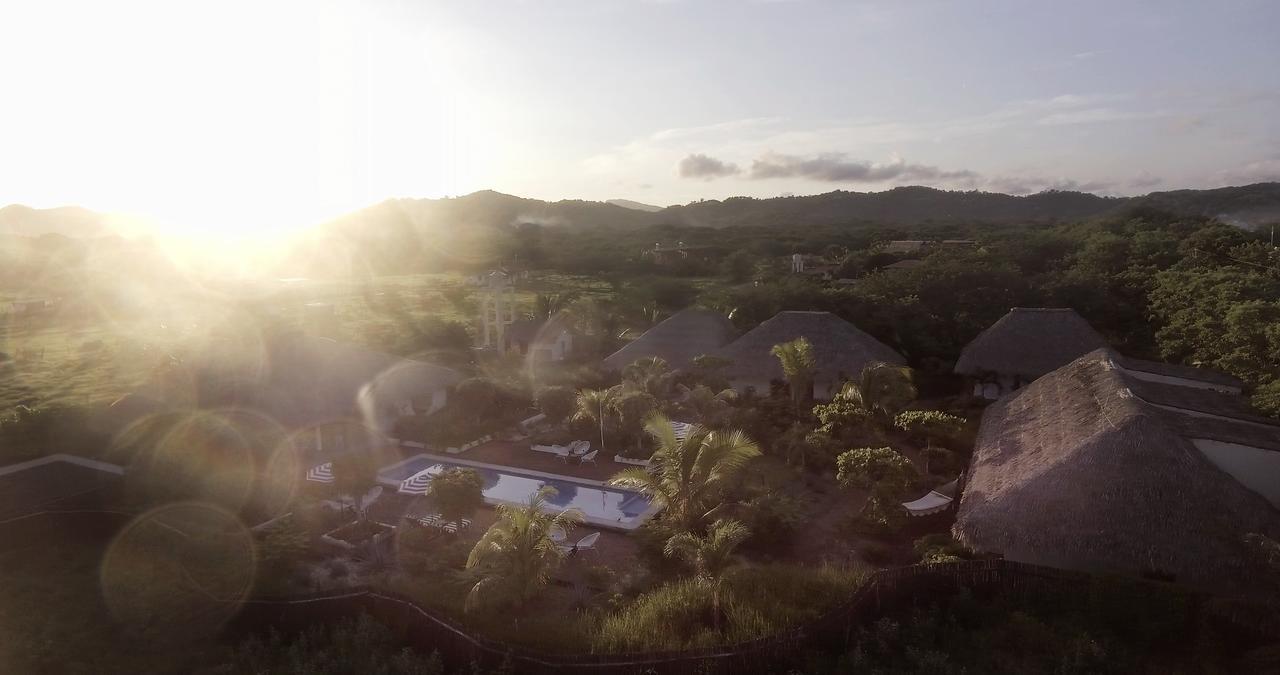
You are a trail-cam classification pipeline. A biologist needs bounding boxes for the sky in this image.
[2,0,1279,236]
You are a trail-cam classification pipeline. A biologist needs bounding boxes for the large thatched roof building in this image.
[712,311,905,399]
[955,308,1110,398]
[956,307,1245,400]
[602,308,736,371]
[953,348,1280,594]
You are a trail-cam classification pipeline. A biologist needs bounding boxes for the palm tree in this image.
[837,362,917,426]
[676,383,737,427]
[770,337,816,409]
[664,519,751,631]
[573,387,618,451]
[622,356,676,399]
[608,414,761,532]
[465,487,582,613]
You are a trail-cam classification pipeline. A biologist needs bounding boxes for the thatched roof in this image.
[256,334,462,429]
[954,308,1109,379]
[954,349,1280,594]
[602,308,736,371]
[1118,356,1244,389]
[713,311,905,390]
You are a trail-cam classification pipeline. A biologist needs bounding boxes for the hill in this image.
[607,199,665,212]
[0,205,114,238]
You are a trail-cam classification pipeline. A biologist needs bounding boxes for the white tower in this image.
[481,271,516,353]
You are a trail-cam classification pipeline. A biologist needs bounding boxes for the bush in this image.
[859,541,897,566]
[742,491,807,553]
[913,533,968,563]
[326,560,350,578]
[426,467,484,522]
[454,378,499,415]
[218,614,445,674]
[535,385,576,423]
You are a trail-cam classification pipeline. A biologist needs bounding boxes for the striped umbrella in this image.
[398,465,444,495]
[305,462,334,484]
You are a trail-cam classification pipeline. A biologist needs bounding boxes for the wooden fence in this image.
[228,558,1280,675]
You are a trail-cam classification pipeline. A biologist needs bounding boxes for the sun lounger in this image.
[573,532,600,553]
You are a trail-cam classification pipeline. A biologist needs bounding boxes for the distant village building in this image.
[881,239,977,257]
[713,310,905,399]
[789,253,839,280]
[9,298,54,314]
[953,349,1280,594]
[881,259,924,272]
[603,308,736,371]
[646,242,724,266]
[882,240,927,255]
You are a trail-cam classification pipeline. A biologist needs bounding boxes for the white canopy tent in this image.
[901,479,959,517]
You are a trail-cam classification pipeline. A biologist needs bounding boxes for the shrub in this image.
[454,378,499,415]
[914,533,969,563]
[742,491,807,553]
[426,467,484,522]
[859,541,896,565]
[534,385,576,423]
[326,560,350,578]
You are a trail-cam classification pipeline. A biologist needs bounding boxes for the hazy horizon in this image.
[4,0,1279,236]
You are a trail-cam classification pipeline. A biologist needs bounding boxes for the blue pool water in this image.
[379,456,656,527]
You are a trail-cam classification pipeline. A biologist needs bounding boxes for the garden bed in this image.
[321,520,395,549]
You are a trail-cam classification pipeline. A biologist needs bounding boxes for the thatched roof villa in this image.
[955,308,1109,398]
[602,308,736,371]
[712,311,905,399]
[953,348,1280,594]
[956,307,1245,400]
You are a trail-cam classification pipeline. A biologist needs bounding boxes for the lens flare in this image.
[100,502,255,641]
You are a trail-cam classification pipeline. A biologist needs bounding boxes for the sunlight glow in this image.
[0,0,495,240]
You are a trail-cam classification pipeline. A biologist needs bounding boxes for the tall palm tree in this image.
[676,383,737,427]
[465,487,582,613]
[573,387,618,451]
[608,414,761,532]
[664,519,751,631]
[837,362,917,425]
[770,337,816,409]
[622,356,676,399]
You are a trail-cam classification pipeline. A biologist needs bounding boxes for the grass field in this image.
[0,271,619,415]
[0,517,226,674]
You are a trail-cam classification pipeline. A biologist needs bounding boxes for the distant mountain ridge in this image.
[6,183,1280,240]
[607,199,665,212]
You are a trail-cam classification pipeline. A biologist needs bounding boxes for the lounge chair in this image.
[571,532,600,555]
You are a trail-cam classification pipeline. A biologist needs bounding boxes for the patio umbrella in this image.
[305,462,334,484]
[398,465,444,495]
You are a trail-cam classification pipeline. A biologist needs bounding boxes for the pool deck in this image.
[438,440,631,482]
[378,442,662,531]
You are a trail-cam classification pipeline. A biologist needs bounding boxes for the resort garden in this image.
[231,340,978,656]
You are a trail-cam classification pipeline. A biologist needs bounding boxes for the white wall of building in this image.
[1191,438,1280,508]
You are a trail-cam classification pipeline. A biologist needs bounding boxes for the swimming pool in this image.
[378,454,661,530]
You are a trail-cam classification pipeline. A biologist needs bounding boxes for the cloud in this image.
[984,175,1116,195]
[1216,158,1280,185]
[1129,172,1162,189]
[1036,107,1164,126]
[747,152,978,183]
[677,153,741,179]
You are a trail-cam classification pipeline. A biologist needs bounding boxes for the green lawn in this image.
[0,518,226,674]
